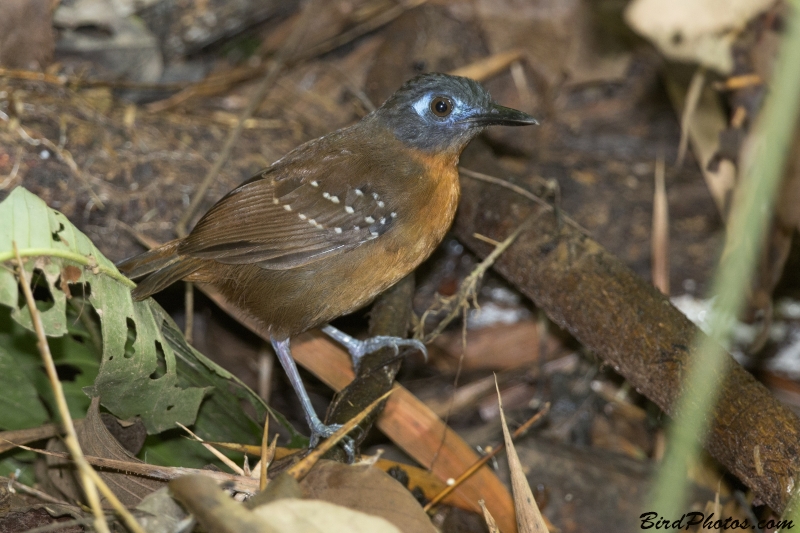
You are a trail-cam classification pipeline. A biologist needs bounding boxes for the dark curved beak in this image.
[462,103,539,127]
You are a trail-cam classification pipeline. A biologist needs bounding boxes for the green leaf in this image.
[0,317,49,429]
[0,187,205,433]
[0,187,301,449]
[0,451,37,486]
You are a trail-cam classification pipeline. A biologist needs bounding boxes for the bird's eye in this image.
[430,96,453,117]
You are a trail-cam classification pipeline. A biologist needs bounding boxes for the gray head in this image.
[372,73,537,153]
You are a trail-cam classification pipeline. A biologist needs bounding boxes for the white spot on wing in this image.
[345,206,354,214]
[283,204,292,211]
[377,201,385,208]
[311,181,319,187]
[365,216,375,223]
[330,196,340,204]
[355,189,364,196]
[334,227,342,234]
[299,213,307,220]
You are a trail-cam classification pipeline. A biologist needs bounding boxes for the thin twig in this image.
[676,66,706,167]
[428,308,469,471]
[7,440,260,494]
[259,414,269,491]
[176,423,244,475]
[184,282,194,342]
[286,389,394,481]
[459,167,587,232]
[21,516,101,533]
[423,403,550,512]
[651,152,669,294]
[13,242,111,533]
[11,479,72,506]
[417,217,532,343]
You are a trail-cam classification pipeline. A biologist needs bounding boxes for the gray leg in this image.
[271,338,347,451]
[321,325,428,371]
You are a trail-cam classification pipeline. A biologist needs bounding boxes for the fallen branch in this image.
[452,172,800,514]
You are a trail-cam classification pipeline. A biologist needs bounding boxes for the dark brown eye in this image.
[430,96,453,117]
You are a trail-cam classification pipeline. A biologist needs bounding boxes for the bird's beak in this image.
[463,103,539,127]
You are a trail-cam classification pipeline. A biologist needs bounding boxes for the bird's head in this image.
[373,73,538,154]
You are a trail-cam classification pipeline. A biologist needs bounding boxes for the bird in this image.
[119,72,537,449]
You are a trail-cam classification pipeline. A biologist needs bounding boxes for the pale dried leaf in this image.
[497,378,548,533]
[625,0,774,73]
[253,499,403,533]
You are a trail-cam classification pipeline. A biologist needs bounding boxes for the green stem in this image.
[0,248,135,288]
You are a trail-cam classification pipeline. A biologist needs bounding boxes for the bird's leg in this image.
[321,325,428,371]
[271,338,353,457]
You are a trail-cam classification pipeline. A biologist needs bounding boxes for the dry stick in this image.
[419,217,531,344]
[676,66,706,168]
[426,307,468,472]
[13,243,111,533]
[176,422,244,475]
[0,422,79,454]
[19,517,101,533]
[496,376,548,533]
[286,389,395,481]
[449,50,523,82]
[651,153,669,295]
[423,403,550,512]
[184,281,194,342]
[259,414,269,491]
[459,167,588,234]
[174,0,318,237]
[7,441,260,494]
[11,479,72,506]
[479,499,501,533]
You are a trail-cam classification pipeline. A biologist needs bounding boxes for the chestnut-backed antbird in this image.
[119,73,538,450]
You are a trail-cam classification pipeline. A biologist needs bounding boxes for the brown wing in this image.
[178,146,399,270]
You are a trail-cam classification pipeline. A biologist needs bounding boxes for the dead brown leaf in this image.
[46,397,164,507]
[300,460,437,533]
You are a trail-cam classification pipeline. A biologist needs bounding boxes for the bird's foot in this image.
[321,325,427,371]
[308,418,355,461]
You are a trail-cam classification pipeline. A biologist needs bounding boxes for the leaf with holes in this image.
[0,187,203,433]
[0,187,298,444]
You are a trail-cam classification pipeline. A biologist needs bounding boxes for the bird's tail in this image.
[117,240,203,301]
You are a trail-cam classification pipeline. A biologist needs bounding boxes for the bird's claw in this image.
[308,420,356,462]
[355,336,428,363]
[321,325,427,370]
[308,419,342,448]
